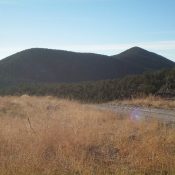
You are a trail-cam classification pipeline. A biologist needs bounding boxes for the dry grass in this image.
[0,96,175,175]
[112,96,175,109]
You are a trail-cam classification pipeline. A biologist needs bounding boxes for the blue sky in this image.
[0,0,175,61]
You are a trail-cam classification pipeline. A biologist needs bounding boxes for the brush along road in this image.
[95,104,175,122]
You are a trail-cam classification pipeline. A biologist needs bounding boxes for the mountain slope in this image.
[0,47,174,84]
[112,47,174,72]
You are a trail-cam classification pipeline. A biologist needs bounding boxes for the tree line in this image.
[0,68,174,103]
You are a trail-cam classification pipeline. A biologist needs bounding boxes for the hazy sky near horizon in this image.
[0,0,175,61]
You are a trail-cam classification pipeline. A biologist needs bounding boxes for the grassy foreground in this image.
[0,96,175,175]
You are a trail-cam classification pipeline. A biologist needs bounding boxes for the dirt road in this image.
[95,103,175,122]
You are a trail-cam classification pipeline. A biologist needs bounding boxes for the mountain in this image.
[0,47,174,84]
[113,47,173,71]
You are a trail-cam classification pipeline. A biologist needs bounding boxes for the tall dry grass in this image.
[113,96,175,109]
[0,96,175,175]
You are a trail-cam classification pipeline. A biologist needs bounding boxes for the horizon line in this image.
[0,40,175,61]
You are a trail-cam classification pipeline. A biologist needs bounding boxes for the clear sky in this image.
[0,0,175,61]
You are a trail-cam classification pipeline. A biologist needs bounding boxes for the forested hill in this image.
[0,68,174,102]
[0,47,174,84]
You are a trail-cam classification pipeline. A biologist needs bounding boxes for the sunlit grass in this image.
[112,95,175,109]
[0,96,174,175]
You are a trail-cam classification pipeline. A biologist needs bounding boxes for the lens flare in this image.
[130,108,142,121]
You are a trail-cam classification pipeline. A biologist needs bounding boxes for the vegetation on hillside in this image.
[0,96,174,175]
[0,68,174,103]
[0,47,174,83]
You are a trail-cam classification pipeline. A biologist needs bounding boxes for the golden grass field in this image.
[0,96,175,175]
[113,96,175,109]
